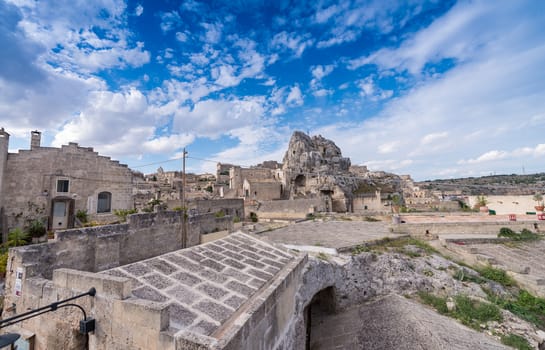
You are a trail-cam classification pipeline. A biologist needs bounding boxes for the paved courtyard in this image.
[257,220,401,249]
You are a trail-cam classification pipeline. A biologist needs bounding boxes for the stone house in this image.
[0,129,134,238]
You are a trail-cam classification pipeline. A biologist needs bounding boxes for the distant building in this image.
[0,128,134,238]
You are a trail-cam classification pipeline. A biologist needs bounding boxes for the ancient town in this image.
[0,128,544,349]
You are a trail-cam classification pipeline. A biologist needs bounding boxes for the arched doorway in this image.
[304,286,336,350]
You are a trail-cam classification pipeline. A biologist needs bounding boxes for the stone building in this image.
[0,129,134,238]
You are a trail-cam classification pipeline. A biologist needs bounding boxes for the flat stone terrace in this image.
[100,232,296,336]
[402,214,541,223]
[258,220,397,249]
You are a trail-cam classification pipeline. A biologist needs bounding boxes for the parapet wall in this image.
[6,211,233,281]
[391,220,542,237]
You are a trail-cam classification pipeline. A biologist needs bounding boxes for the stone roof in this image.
[100,232,296,336]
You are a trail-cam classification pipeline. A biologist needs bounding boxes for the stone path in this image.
[310,294,510,350]
[258,220,399,249]
[100,232,296,336]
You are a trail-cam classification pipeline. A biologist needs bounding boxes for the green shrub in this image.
[499,227,515,237]
[76,210,89,224]
[6,228,30,247]
[113,209,138,222]
[499,290,545,329]
[27,220,46,238]
[498,227,540,241]
[500,334,533,350]
[215,210,225,218]
[233,216,241,223]
[249,212,258,223]
[0,251,9,276]
[453,268,485,284]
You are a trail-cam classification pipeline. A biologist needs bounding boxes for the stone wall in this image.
[243,180,282,201]
[4,211,233,281]
[353,193,383,213]
[255,198,325,219]
[391,220,541,237]
[190,198,244,219]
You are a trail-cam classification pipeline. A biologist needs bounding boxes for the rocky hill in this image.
[418,173,545,195]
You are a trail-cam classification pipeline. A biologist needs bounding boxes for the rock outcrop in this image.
[281,131,405,212]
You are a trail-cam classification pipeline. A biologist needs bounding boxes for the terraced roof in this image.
[100,232,296,336]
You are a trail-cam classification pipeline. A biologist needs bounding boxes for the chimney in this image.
[0,128,10,207]
[31,130,41,149]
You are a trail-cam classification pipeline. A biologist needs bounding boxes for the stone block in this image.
[194,300,234,324]
[132,286,168,303]
[24,277,48,298]
[115,298,169,331]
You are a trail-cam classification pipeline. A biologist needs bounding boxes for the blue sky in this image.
[1,0,544,181]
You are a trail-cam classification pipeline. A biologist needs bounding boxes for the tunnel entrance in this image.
[304,286,336,350]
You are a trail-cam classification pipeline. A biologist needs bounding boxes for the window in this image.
[57,179,69,193]
[97,192,112,213]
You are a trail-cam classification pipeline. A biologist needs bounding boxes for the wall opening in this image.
[304,286,336,350]
[97,191,112,213]
[295,174,306,188]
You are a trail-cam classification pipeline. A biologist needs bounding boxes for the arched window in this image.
[97,192,112,213]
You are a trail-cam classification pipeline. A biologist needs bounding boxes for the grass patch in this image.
[500,334,533,350]
[363,216,380,222]
[418,292,502,330]
[417,291,449,314]
[351,244,371,255]
[451,295,502,329]
[476,266,516,287]
[316,252,329,261]
[496,290,545,329]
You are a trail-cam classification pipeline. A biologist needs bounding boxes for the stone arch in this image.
[304,286,336,350]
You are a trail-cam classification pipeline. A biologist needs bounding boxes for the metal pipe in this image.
[0,287,95,328]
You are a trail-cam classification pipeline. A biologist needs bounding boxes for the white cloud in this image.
[160,11,182,32]
[311,65,335,80]
[312,1,545,180]
[51,87,158,157]
[201,22,222,44]
[286,85,303,106]
[348,1,492,74]
[421,132,449,145]
[357,77,393,101]
[312,89,333,97]
[143,133,195,153]
[135,4,143,16]
[172,97,267,138]
[176,31,189,42]
[271,31,314,58]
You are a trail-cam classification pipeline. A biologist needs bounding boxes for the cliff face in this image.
[282,131,351,175]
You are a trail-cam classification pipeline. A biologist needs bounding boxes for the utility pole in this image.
[181,148,187,248]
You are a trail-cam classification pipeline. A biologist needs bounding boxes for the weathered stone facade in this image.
[0,129,134,238]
